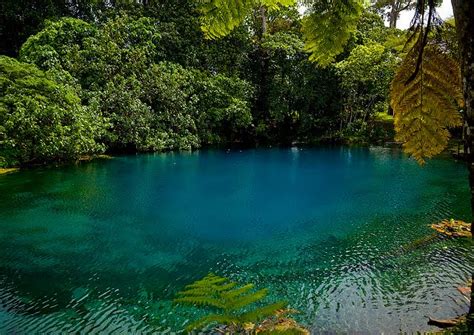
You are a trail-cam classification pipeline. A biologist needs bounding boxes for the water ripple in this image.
[0,148,472,334]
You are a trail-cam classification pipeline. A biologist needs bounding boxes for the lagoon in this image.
[0,147,472,333]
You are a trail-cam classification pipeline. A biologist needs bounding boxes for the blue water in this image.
[0,147,472,334]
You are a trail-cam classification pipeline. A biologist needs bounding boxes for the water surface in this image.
[0,147,472,334]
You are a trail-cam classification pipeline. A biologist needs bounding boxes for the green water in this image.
[0,147,472,334]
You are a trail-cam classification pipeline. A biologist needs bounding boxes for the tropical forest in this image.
[0,0,473,333]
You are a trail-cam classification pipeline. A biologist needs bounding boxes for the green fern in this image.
[196,0,296,39]
[302,0,364,66]
[195,0,364,66]
[174,273,287,331]
[390,42,463,164]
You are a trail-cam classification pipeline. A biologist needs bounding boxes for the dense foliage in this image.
[0,56,103,167]
[336,42,397,142]
[0,0,419,167]
[1,0,473,330]
[16,14,254,155]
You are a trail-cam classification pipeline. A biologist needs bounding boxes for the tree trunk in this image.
[451,0,474,320]
[255,6,270,125]
[389,0,399,28]
[260,6,267,35]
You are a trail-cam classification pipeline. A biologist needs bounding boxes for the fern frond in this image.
[221,283,254,300]
[176,282,238,299]
[225,288,269,311]
[262,0,295,9]
[302,0,364,66]
[196,0,296,39]
[174,296,226,309]
[239,301,287,322]
[184,274,229,289]
[175,273,284,330]
[186,313,240,331]
[391,44,463,164]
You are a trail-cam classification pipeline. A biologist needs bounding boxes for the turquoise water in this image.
[0,147,473,334]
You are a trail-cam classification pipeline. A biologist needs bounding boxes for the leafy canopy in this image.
[18,15,254,154]
[196,0,365,66]
[336,42,397,116]
[0,56,104,166]
[174,273,286,331]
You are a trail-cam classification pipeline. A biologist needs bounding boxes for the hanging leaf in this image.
[302,0,364,66]
[391,44,463,164]
[196,0,296,39]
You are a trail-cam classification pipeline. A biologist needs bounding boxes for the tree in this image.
[302,0,364,65]
[19,15,164,151]
[248,6,303,137]
[391,0,474,323]
[373,0,416,28]
[0,0,122,56]
[195,0,366,67]
[196,0,296,39]
[196,0,474,322]
[18,14,256,153]
[0,0,70,56]
[450,0,474,318]
[372,0,442,28]
[336,42,397,140]
[0,56,104,166]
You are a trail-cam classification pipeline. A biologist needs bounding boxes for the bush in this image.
[19,16,254,152]
[0,56,104,166]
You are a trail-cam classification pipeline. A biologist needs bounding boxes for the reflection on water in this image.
[0,147,472,334]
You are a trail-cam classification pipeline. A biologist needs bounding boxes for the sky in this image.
[394,0,453,29]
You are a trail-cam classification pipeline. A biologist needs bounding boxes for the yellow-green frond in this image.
[175,273,287,331]
[196,0,296,39]
[240,301,287,322]
[302,0,364,66]
[261,0,296,9]
[185,313,240,331]
[226,288,269,310]
[391,44,463,164]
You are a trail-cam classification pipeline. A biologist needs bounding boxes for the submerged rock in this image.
[431,219,472,238]
[255,309,310,335]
